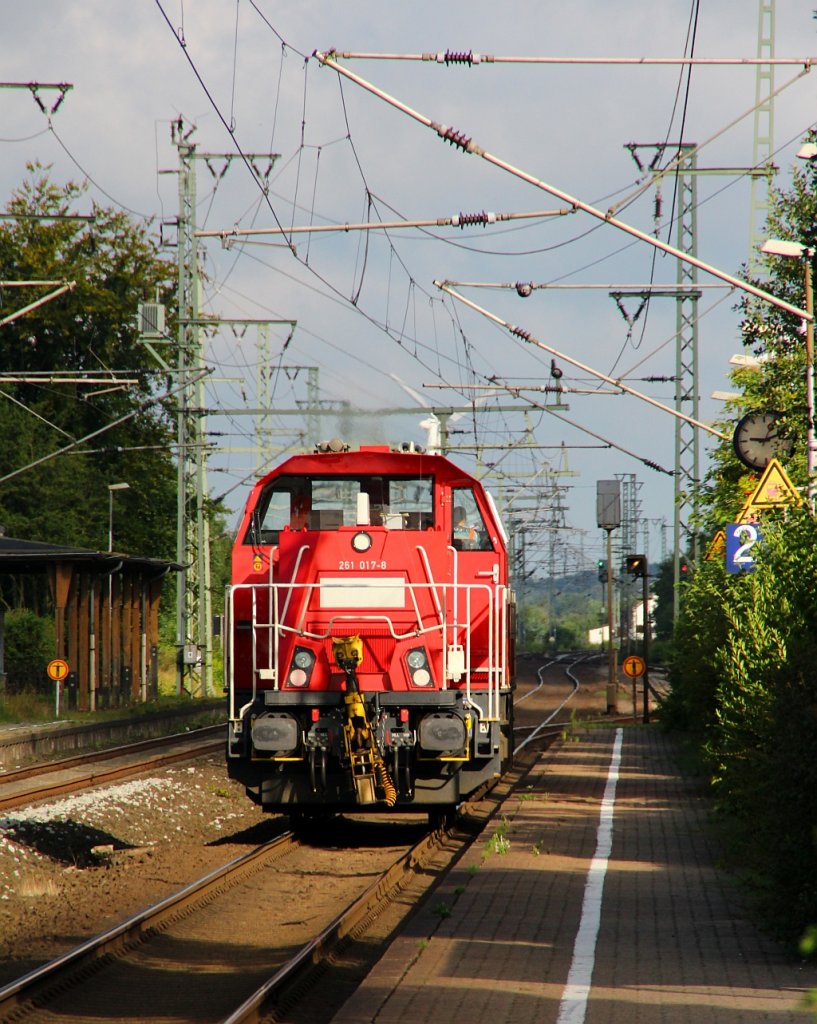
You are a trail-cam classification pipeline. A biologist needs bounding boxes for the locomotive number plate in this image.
[338,559,388,571]
[320,576,405,609]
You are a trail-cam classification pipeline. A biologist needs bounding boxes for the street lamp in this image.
[107,482,130,551]
[597,479,621,715]
[759,239,815,510]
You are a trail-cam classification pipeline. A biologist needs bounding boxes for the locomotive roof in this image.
[254,445,483,490]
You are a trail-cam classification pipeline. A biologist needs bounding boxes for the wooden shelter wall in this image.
[47,564,163,711]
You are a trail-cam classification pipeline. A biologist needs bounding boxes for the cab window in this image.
[245,474,434,544]
[451,488,493,551]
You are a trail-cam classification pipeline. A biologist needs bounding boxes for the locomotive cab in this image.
[225,443,514,819]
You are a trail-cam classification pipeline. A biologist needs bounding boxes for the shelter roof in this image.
[0,536,181,576]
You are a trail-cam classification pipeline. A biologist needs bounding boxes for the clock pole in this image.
[804,255,815,511]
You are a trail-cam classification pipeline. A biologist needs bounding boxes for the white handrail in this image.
[227,578,508,722]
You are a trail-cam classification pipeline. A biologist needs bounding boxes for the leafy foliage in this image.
[4,607,55,693]
[671,510,817,943]
[0,166,177,558]
[663,556,732,736]
[650,557,676,642]
[713,514,817,939]
[668,147,817,947]
[698,156,817,537]
[519,572,604,652]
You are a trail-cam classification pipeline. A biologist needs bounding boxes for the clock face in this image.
[732,411,793,471]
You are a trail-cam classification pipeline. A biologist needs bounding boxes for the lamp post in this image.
[597,480,621,714]
[107,482,130,551]
[759,239,815,510]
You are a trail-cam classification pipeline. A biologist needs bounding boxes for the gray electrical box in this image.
[138,302,166,338]
[596,480,621,529]
[182,643,201,666]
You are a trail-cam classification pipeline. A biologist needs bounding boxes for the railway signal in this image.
[625,554,646,578]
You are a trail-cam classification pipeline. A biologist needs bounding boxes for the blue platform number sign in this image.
[726,523,763,574]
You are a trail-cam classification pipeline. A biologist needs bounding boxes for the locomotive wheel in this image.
[288,808,337,835]
[427,805,458,831]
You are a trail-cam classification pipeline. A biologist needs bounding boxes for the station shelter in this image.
[0,535,180,710]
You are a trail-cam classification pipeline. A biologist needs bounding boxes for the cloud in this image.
[2,2,815,558]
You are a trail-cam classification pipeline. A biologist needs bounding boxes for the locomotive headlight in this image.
[287,647,316,687]
[405,647,433,687]
[407,649,427,669]
[352,531,372,552]
[293,649,315,669]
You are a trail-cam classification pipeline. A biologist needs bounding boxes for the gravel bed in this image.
[0,753,277,986]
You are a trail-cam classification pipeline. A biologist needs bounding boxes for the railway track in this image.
[0,814,470,1024]
[0,655,625,1023]
[0,830,298,1022]
[0,726,225,811]
[513,650,653,750]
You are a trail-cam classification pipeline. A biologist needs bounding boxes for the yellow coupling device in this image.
[332,635,363,670]
[332,634,396,806]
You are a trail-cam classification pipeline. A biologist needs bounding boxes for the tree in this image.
[666,144,817,944]
[697,146,817,533]
[0,166,178,558]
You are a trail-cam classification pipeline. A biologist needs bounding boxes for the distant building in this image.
[587,596,656,648]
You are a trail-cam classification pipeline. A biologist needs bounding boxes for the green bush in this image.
[669,509,817,945]
[662,557,733,739]
[4,608,55,694]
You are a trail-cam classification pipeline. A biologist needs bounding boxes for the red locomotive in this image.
[225,440,515,824]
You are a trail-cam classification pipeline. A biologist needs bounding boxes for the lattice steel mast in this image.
[172,118,212,697]
[748,0,776,278]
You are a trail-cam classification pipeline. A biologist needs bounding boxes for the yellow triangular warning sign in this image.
[705,529,726,560]
[736,458,801,523]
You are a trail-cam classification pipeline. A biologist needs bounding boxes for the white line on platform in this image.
[555,728,623,1024]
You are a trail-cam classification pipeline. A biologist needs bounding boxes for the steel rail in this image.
[0,823,445,1024]
[514,653,595,753]
[220,826,443,1024]
[0,832,296,1021]
[0,727,225,811]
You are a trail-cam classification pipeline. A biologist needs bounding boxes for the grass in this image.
[0,691,61,724]
[0,688,223,725]
[17,875,61,899]
[485,817,512,856]
[0,639,224,724]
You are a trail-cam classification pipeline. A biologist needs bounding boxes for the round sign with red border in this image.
[622,655,646,679]
[47,658,70,681]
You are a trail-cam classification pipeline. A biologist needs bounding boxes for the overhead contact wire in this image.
[312,51,812,323]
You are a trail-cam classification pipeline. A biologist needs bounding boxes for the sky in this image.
[2,2,816,576]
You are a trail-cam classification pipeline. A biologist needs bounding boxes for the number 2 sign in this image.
[726,522,763,574]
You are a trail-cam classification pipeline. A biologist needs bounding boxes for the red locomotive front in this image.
[225,441,515,823]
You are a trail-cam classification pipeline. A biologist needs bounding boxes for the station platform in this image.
[332,726,817,1023]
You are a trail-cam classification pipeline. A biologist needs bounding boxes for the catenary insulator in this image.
[451,211,496,229]
[437,50,481,66]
